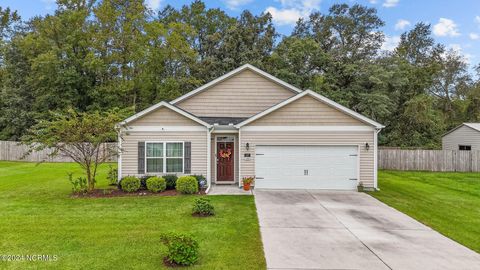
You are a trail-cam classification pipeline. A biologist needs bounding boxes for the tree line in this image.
[0,0,479,148]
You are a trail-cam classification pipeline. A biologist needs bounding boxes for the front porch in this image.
[209,129,240,186]
[202,117,246,191]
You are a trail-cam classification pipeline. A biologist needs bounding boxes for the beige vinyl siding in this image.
[176,69,296,117]
[121,106,208,177]
[442,126,480,151]
[211,134,239,183]
[249,95,364,126]
[121,131,207,177]
[128,107,199,126]
[240,131,375,188]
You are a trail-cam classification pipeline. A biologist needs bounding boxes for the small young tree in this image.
[22,108,128,192]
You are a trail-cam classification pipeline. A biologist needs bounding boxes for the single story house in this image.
[117,64,384,191]
[442,123,480,151]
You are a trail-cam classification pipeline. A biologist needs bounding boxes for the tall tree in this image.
[158,1,235,80]
[382,23,445,147]
[92,0,149,110]
[430,49,471,125]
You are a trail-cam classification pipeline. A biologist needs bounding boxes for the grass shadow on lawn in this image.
[0,161,266,270]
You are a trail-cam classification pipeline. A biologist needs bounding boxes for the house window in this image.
[146,142,184,173]
[459,145,472,151]
[166,142,183,173]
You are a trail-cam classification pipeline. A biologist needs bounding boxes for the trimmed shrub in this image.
[120,176,141,192]
[164,174,178,190]
[139,175,152,190]
[192,175,206,189]
[160,233,199,266]
[192,198,215,216]
[146,176,166,193]
[176,176,198,194]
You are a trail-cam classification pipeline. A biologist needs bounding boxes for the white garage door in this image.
[255,145,358,190]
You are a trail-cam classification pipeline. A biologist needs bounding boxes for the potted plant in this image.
[357,181,364,192]
[242,176,254,191]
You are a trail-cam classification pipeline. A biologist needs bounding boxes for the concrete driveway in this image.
[254,190,480,270]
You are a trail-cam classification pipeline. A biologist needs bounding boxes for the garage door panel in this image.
[255,145,358,190]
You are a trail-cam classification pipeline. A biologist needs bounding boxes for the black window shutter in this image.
[138,141,145,174]
[184,142,191,174]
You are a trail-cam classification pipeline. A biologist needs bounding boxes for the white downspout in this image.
[374,128,382,190]
[117,130,122,182]
[205,126,214,193]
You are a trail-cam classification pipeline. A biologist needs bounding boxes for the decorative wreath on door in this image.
[219,148,232,159]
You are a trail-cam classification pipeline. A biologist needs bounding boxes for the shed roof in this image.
[443,123,480,137]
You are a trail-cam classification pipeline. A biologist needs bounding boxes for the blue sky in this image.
[3,0,480,69]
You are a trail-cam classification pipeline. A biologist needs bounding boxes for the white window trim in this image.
[145,141,185,174]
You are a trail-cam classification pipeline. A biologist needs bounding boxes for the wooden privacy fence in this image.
[0,141,118,162]
[379,149,480,172]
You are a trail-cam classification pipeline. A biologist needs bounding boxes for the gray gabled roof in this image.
[118,65,384,130]
[442,123,480,137]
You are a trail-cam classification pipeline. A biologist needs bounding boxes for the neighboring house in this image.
[117,64,384,191]
[442,123,480,151]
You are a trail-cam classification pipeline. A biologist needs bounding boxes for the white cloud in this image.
[42,0,56,10]
[381,35,401,51]
[369,0,378,3]
[448,43,462,53]
[469,33,480,40]
[265,0,321,26]
[265,7,304,26]
[383,0,399,8]
[224,0,253,10]
[475,16,480,24]
[446,44,473,64]
[394,19,411,30]
[433,18,460,37]
[146,0,161,10]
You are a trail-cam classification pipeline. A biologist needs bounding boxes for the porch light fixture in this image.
[246,143,250,151]
[365,143,370,151]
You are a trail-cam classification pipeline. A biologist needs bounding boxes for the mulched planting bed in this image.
[191,213,214,217]
[72,188,206,198]
[163,257,184,268]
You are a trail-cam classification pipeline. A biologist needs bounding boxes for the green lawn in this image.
[369,170,480,253]
[0,161,266,270]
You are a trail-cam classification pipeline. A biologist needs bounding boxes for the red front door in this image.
[217,142,234,181]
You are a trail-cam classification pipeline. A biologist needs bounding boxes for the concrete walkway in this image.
[254,190,480,270]
[207,184,253,195]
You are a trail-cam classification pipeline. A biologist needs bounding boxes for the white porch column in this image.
[206,127,213,192]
